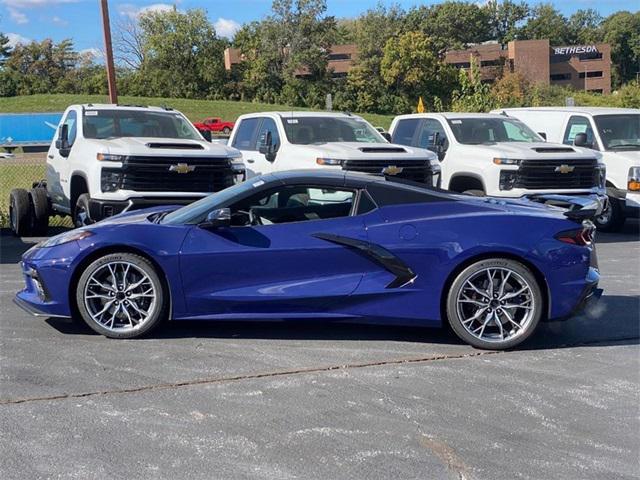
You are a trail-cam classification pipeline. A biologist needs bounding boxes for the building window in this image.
[550,73,572,81]
[328,53,351,61]
[579,71,603,78]
[579,52,603,61]
[480,59,502,67]
[451,62,471,69]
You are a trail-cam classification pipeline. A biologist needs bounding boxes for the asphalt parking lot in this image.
[1,223,639,480]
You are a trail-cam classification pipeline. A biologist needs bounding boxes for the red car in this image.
[193,117,235,135]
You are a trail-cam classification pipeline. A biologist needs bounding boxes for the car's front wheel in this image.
[75,253,167,338]
[446,258,542,349]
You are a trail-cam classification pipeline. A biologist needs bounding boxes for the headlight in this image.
[231,161,246,183]
[228,150,243,160]
[101,168,123,192]
[37,230,94,248]
[628,167,640,191]
[96,153,127,162]
[316,158,344,166]
[493,158,522,165]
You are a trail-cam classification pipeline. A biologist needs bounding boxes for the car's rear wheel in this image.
[446,258,542,349]
[75,253,167,338]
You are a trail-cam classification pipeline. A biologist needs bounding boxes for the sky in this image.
[0,0,636,55]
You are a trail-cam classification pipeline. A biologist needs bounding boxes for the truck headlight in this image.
[493,158,522,165]
[316,158,343,166]
[628,167,640,191]
[499,170,517,190]
[97,153,127,162]
[231,161,246,183]
[101,168,123,192]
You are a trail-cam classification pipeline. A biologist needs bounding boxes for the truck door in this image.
[46,109,78,213]
[231,117,262,177]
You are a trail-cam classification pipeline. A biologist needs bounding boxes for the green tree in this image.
[517,4,571,45]
[484,0,529,43]
[602,11,640,86]
[568,9,603,44]
[0,32,10,65]
[451,61,496,112]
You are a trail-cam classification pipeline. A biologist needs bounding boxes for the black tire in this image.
[75,253,168,339]
[73,193,93,228]
[29,187,49,235]
[463,189,485,197]
[593,196,625,232]
[446,258,543,350]
[9,188,32,236]
[222,127,231,134]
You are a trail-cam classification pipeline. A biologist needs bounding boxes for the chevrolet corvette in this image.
[15,170,601,349]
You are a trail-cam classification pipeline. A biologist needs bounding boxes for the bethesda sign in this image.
[553,45,599,55]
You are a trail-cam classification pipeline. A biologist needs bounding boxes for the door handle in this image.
[247,159,255,163]
[47,154,54,159]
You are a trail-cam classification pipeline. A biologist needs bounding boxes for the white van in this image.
[492,107,640,231]
[228,111,441,186]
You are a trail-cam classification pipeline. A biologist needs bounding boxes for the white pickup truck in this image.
[491,107,639,231]
[8,104,244,235]
[389,112,606,206]
[227,111,441,186]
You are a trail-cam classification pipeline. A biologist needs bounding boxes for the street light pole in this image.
[100,0,118,104]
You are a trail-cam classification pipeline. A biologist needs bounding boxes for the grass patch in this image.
[0,94,395,129]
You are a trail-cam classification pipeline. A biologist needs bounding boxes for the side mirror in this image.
[574,132,591,148]
[381,132,392,142]
[538,132,547,140]
[56,124,71,157]
[258,131,277,162]
[200,208,231,228]
[200,129,212,142]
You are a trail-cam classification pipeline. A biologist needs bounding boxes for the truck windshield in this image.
[283,116,386,144]
[594,114,640,151]
[447,118,541,144]
[83,109,201,140]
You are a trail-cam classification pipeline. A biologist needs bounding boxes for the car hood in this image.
[292,142,437,161]
[85,137,239,158]
[456,142,598,160]
[87,206,176,229]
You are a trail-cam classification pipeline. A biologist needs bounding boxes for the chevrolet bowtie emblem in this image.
[554,164,575,174]
[382,165,403,176]
[169,163,195,174]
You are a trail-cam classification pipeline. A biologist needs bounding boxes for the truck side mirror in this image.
[56,124,71,157]
[200,129,212,142]
[258,131,277,162]
[200,208,231,228]
[538,132,547,140]
[381,132,392,142]
[573,132,591,149]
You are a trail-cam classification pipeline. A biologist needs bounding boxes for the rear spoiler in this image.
[527,194,603,221]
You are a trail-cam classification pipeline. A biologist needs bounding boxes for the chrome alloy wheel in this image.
[83,261,157,332]
[456,267,536,343]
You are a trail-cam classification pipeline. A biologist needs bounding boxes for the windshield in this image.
[83,109,202,140]
[447,117,542,144]
[594,114,640,151]
[161,177,272,225]
[283,116,386,144]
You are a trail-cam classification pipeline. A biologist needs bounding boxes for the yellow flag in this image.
[417,96,425,113]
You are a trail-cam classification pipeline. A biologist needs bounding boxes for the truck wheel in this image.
[73,193,94,228]
[593,197,625,232]
[29,187,50,235]
[9,188,32,236]
[222,127,231,135]
[463,189,485,197]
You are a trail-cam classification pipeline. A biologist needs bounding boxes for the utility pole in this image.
[100,0,118,104]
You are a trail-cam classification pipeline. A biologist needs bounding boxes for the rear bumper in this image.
[547,266,602,322]
[89,196,204,221]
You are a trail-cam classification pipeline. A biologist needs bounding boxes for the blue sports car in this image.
[15,170,601,349]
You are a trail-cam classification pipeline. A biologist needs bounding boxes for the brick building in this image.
[444,39,611,94]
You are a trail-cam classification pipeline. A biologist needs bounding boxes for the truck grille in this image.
[342,159,434,184]
[121,156,234,192]
[515,158,598,190]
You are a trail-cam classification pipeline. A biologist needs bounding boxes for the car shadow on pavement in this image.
[44,294,639,350]
[595,219,640,244]
[0,227,70,264]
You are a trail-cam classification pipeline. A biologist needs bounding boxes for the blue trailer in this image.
[0,112,62,153]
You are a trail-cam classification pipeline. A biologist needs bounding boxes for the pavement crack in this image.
[0,350,501,406]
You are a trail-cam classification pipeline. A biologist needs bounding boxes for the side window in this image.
[418,119,448,152]
[229,185,355,226]
[391,119,420,146]
[563,116,594,146]
[60,110,77,146]
[231,117,260,150]
[257,118,281,152]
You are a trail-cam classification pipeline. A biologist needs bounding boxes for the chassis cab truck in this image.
[9,104,244,236]
[492,107,640,231]
[389,112,606,209]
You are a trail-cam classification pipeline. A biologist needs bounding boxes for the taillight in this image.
[555,223,595,246]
